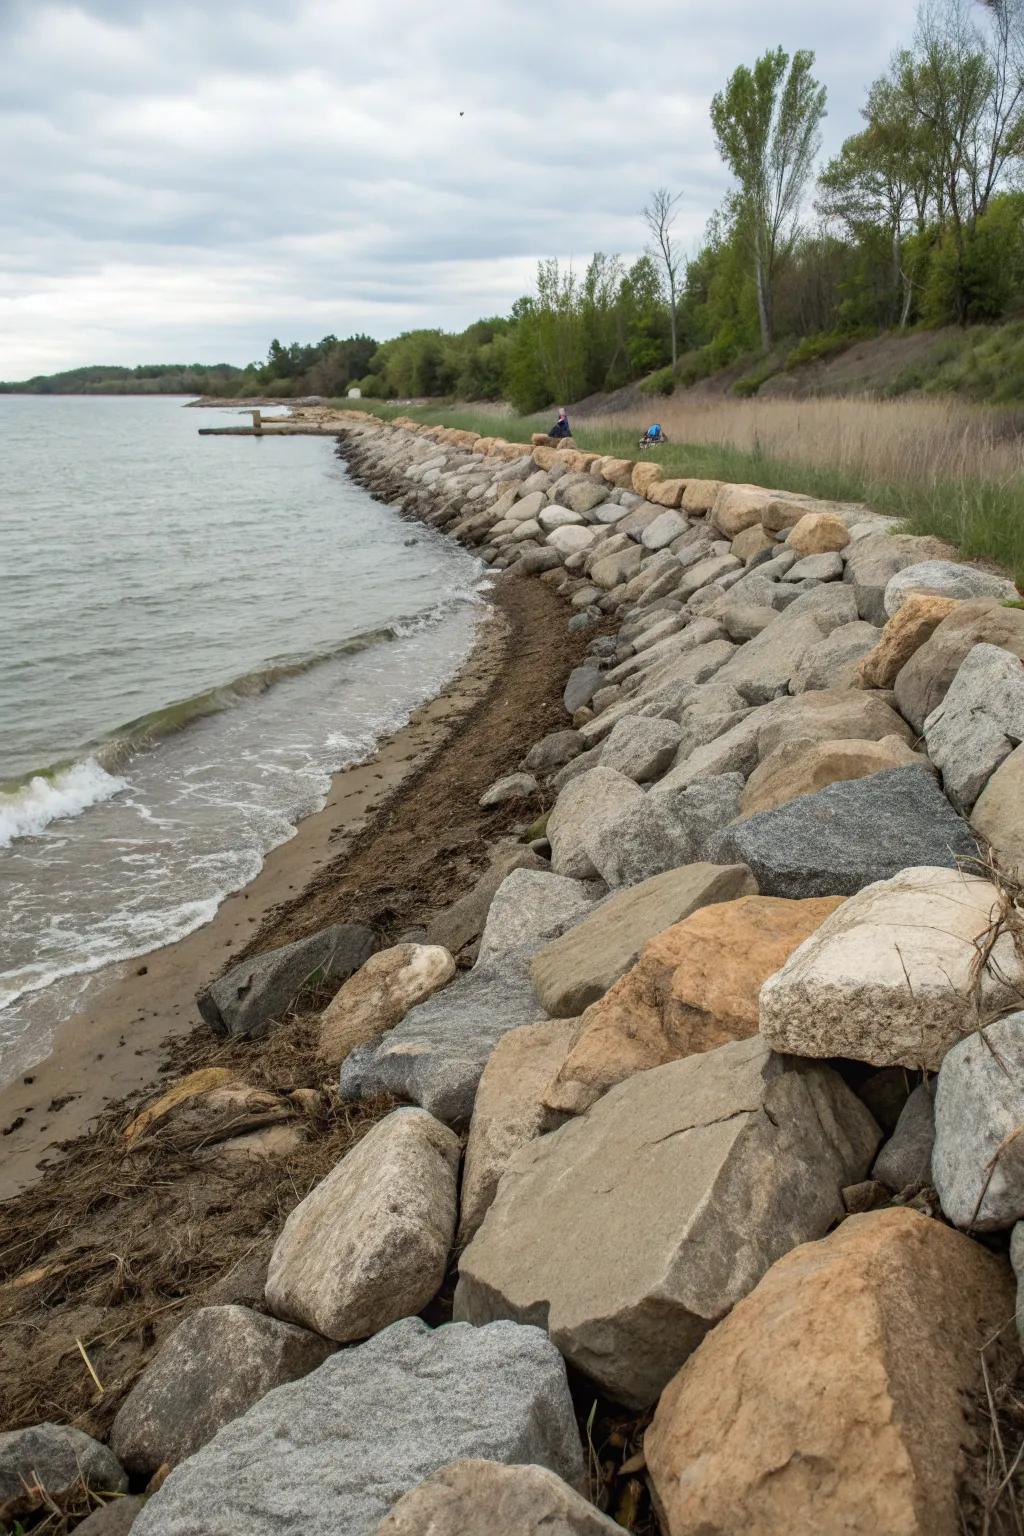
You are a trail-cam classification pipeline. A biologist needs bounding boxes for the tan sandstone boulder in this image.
[377,1460,620,1535]
[317,944,456,1065]
[682,479,722,513]
[856,593,960,689]
[739,735,926,817]
[631,462,664,496]
[784,511,850,555]
[894,597,1024,732]
[731,524,776,564]
[648,477,687,508]
[711,484,774,536]
[645,1206,1015,1536]
[972,742,1024,879]
[457,1019,574,1248]
[545,894,843,1116]
[598,457,635,489]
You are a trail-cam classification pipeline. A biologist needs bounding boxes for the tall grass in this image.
[333,395,1024,583]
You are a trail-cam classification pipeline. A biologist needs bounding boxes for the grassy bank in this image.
[334,395,1024,586]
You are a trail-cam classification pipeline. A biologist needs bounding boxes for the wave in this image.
[0,758,127,850]
[0,596,483,849]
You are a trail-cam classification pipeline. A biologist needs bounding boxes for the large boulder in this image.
[377,1459,621,1535]
[598,715,681,782]
[562,665,602,716]
[714,613,836,704]
[0,1424,126,1526]
[198,924,378,1039]
[754,687,913,758]
[130,1317,583,1536]
[530,862,757,1019]
[455,1037,878,1408]
[424,845,546,957]
[713,766,977,898]
[856,593,960,688]
[457,1020,574,1247]
[842,531,953,624]
[972,741,1024,878]
[265,1108,459,1341]
[341,871,595,1124]
[644,1208,1015,1536]
[317,945,455,1065]
[739,734,924,818]
[883,558,1018,616]
[110,1306,334,1475]
[786,620,880,693]
[547,767,644,879]
[760,866,1024,1070]
[785,511,850,555]
[893,597,1024,733]
[546,894,842,1115]
[933,1011,1024,1230]
[523,729,584,775]
[922,641,1024,811]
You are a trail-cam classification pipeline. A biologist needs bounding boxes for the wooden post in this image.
[249,409,263,434]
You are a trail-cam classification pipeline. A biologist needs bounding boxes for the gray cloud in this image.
[0,0,919,376]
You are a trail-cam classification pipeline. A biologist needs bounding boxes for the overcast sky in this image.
[0,0,922,378]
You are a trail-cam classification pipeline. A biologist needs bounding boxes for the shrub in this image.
[639,366,676,396]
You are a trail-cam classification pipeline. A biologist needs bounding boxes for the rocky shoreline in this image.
[6,411,1024,1535]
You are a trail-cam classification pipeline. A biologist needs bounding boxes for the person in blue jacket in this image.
[551,407,571,439]
[640,421,667,448]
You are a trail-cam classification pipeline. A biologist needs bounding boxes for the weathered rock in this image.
[642,510,686,550]
[731,524,776,564]
[523,730,583,776]
[739,735,924,817]
[318,945,456,1066]
[131,1317,583,1536]
[783,550,844,581]
[198,924,378,1039]
[714,767,977,899]
[647,773,746,863]
[0,1424,126,1525]
[648,477,687,508]
[376,1459,620,1535]
[455,1037,878,1408]
[787,620,880,693]
[74,1497,146,1535]
[872,1083,935,1190]
[923,642,1024,811]
[590,545,644,589]
[546,525,597,557]
[110,1306,334,1476]
[424,846,546,957]
[479,772,538,808]
[856,592,960,688]
[711,484,775,537]
[561,480,609,516]
[563,665,602,716]
[755,687,913,758]
[458,1021,573,1247]
[895,597,1024,732]
[933,1011,1024,1230]
[682,478,721,513]
[760,867,1023,1070]
[785,512,850,555]
[715,612,830,704]
[884,558,1018,616]
[341,871,595,1124]
[265,1108,459,1341]
[972,741,1024,878]
[677,553,741,600]
[657,708,773,790]
[547,767,644,879]
[843,1179,891,1213]
[546,894,840,1115]
[644,1207,1015,1536]
[538,505,585,533]
[842,531,953,624]
[598,714,681,782]
[530,862,757,1019]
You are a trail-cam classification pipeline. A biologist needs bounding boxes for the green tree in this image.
[710,47,828,348]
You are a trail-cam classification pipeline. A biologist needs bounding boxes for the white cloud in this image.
[0,0,920,377]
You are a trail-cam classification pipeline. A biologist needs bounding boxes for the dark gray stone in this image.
[871,1083,935,1191]
[130,1317,583,1536]
[712,766,978,898]
[523,730,584,775]
[650,774,746,862]
[0,1423,126,1523]
[198,925,378,1039]
[110,1305,334,1476]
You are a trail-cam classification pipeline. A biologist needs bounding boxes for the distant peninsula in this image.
[0,362,244,395]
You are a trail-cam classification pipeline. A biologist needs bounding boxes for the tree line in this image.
[8,0,1023,408]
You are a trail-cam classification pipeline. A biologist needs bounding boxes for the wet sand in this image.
[0,607,509,1200]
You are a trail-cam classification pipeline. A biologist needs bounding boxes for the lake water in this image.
[0,396,484,1082]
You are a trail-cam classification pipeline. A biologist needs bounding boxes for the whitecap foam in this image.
[0,758,128,848]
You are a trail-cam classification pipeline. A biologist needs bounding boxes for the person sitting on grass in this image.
[640,421,667,449]
[550,407,571,439]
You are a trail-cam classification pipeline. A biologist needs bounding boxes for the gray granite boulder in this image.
[883,559,1018,616]
[0,1423,126,1524]
[198,924,378,1039]
[454,1038,878,1408]
[341,871,596,1125]
[842,532,952,623]
[933,1012,1024,1231]
[787,620,881,694]
[523,730,583,777]
[110,1306,334,1475]
[598,715,681,782]
[871,1084,936,1191]
[563,666,602,716]
[479,773,538,808]
[713,766,977,898]
[923,642,1024,811]
[424,845,546,957]
[376,1459,621,1535]
[547,767,644,878]
[131,1318,583,1536]
[715,613,831,704]
[649,773,746,862]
